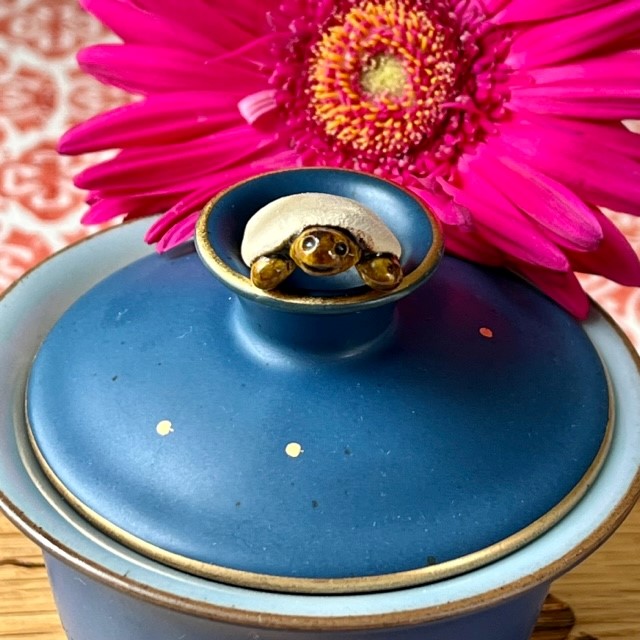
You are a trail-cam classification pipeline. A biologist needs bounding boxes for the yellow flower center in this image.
[360,54,408,99]
[306,0,459,158]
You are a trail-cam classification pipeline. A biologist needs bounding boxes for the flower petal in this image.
[472,149,603,250]
[80,0,225,56]
[509,0,640,68]
[156,211,202,251]
[153,148,301,251]
[497,115,640,215]
[567,209,640,286]
[146,149,299,246]
[522,51,640,87]
[482,0,511,16]
[81,194,167,224]
[131,0,269,49]
[74,127,278,192]
[495,0,614,24]
[146,166,264,249]
[445,223,590,318]
[78,44,265,95]
[212,0,280,37]
[238,90,278,125]
[516,264,591,319]
[59,91,244,154]
[510,52,640,119]
[444,225,505,267]
[410,185,473,226]
[440,167,571,271]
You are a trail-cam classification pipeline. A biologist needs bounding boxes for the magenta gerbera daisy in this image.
[59,0,640,317]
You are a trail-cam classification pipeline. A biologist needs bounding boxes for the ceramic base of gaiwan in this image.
[0,170,639,640]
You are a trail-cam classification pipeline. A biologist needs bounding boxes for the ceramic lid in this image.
[25,169,611,595]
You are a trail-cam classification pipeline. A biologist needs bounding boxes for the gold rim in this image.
[195,168,444,311]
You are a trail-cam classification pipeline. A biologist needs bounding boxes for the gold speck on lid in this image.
[285,442,304,458]
[156,420,174,436]
[479,327,494,339]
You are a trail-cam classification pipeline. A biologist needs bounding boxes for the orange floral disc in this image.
[307,0,460,158]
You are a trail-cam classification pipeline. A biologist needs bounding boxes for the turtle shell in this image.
[240,193,403,267]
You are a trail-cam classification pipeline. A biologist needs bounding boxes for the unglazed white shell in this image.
[240,193,402,267]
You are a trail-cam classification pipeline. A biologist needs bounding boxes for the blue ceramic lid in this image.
[26,169,611,594]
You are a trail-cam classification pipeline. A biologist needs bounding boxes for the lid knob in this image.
[240,192,404,292]
[195,168,443,312]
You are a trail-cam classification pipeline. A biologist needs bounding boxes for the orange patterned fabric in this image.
[0,0,129,288]
[0,0,638,347]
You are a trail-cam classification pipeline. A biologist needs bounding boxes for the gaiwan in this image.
[0,168,639,640]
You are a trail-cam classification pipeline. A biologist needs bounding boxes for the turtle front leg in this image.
[250,255,296,290]
[357,254,403,291]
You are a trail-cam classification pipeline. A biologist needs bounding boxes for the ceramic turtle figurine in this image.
[240,193,404,292]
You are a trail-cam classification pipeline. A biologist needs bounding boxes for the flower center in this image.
[306,0,461,158]
[360,54,408,99]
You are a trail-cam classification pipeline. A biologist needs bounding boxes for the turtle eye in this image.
[334,242,349,257]
[302,236,318,251]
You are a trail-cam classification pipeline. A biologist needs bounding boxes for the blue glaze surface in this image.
[45,552,550,640]
[27,250,609,582]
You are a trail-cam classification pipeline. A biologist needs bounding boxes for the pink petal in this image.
[497,116,640,215]
[153,148,300,251]
[439,167,571,271]
[147,166,259,248]
[511,95,640,120]
[495,0,613,24]
[509,0,640,68]
[509,51,640,120]
[522,51,640,87]
[482,0,511,16]
[81,194,167,224]
[445,222,590,318]
[78,44,265,95]
[238,90,278,125]
[59,91,244,154]
[156,212,201,251]
[80,0,225,56]
[146,183,232,243]
[74,127,278,192]
[212,0,279,36]
[213,31,291,71]
[130,0,268,50]
[516,264,591,319]
[409,185,473,226]
[444,225,505,266]
[472,149,603,250]
[146,150,299,245]
[567,209,640,286]
[510,52,640,119]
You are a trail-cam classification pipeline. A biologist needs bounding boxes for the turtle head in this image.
[290,226,361,276]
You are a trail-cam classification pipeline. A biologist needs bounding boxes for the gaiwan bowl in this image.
[1,169,639,640]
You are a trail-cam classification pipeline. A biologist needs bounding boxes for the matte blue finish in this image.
[45,553,550,640]
[27,250,609,581]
